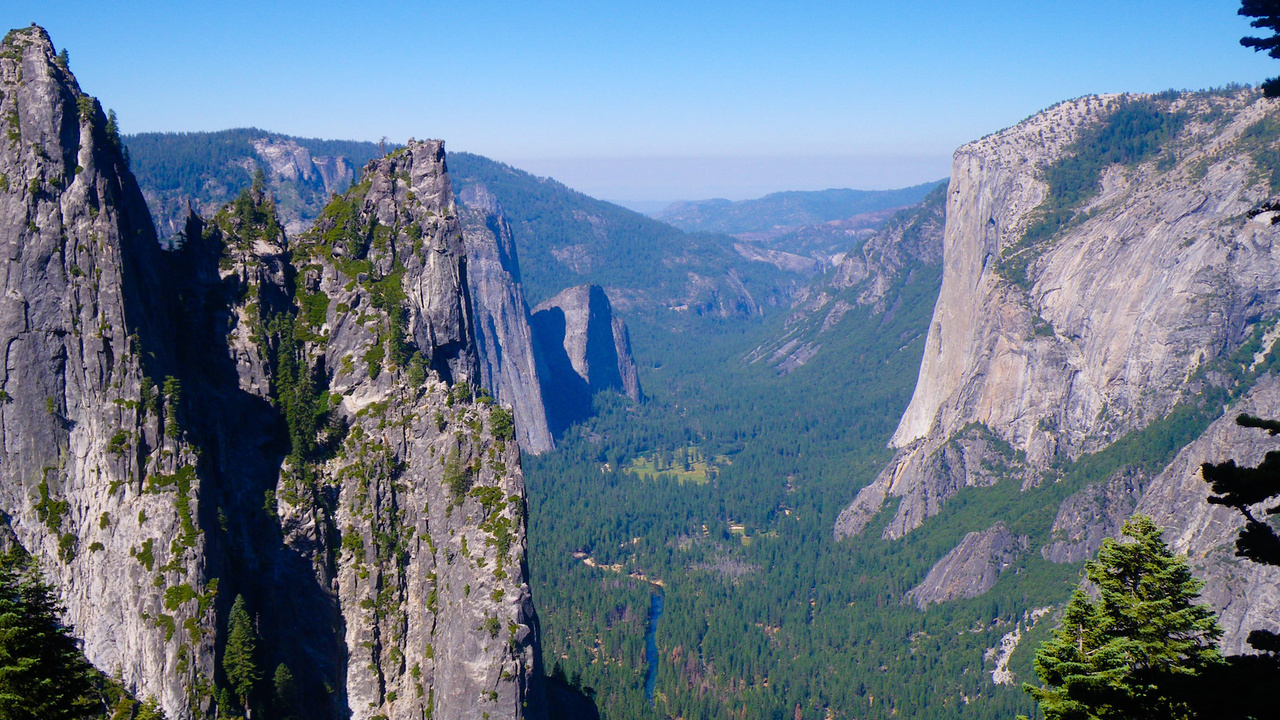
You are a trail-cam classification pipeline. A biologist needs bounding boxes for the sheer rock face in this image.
[1040,468,1145,565]
[828,182,947,311]
[281,141,541,720]
[835,88,1280,651]
[837,91,1280,541]
[142,134,362,240]
[0,26,543,720]
[0,26,216,715]
[531,284,641,434]
[1135,375,1280,655]
[904,523,1028,609]
[459,184,554,454]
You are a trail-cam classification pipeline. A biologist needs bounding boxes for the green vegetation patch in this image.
[34,470,69,533]
[146,466,199,549]
[623,445,726,484]
[298,289,330,330]
[444,451,474,502]
[998,98,1186,288]
[1236,108,1280,193]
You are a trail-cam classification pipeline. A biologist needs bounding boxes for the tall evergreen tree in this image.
[1021,515,1223,720]
[1240,1,1280,96]
[271,663,300,720]
[0,562,100,720]
[222,594,261,716]
[1202,413,1280,659]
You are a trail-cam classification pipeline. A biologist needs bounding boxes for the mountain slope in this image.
[459,184,557,453]
[446,152,800,318]
[124,137,809,325]
[655,182,942,235]
[1,27,546,719]
[748,181,946,373]
[835,88,1280,652]
[125,128,384,238]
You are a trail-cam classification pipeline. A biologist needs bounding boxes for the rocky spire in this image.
[0,24,216,715]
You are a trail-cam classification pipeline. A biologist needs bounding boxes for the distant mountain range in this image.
[125,129,387,238]
[652,181,944,235]
[124,131,813,323]
[125,130,945,323]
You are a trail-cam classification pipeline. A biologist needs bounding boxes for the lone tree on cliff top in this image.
[1240,0,1280,96]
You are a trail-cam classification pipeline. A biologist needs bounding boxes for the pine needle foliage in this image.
[0,561,100,720]
[1240,1,1280,96]
[222,594,261,713]
[1021,515,1223,720]
[1202,414,1280,568]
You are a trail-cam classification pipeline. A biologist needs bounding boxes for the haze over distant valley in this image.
[4,4,1280,720]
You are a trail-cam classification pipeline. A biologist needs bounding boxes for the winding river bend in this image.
[644,593,664,704]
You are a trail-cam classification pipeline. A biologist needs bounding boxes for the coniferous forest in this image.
[6,4,1280,720]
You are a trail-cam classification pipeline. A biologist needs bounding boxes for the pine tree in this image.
[271,663,300,720]
[134,697,166,720]
[1240,1,1280,96]
[1198,413,1280,719]
[222,594,261,715]
[0,562,100,719]
[1201,414,1280,570]
[1201,413,1280,657]
[1021,515,1224,720]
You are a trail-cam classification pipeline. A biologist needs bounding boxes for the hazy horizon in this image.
[17,1,1274,200]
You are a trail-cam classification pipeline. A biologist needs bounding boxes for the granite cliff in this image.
[0,25,214,713]
[834,88,1280,651]
[459,184,555,454]
[126,129,383,240]
[0,26,545,720]
[530,284,641,435]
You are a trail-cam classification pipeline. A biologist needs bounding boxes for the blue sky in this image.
[11,1,1277,201]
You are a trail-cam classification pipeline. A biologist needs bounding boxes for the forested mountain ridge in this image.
[125,128,385,238]
[446,152,802,319]
[15,15,1279,720]
[747,181,947,372]
[124,137,814,326]
[0,26,544,719]
[654,182,942,235]
[837,88,1280,652]
[656,182,944,275]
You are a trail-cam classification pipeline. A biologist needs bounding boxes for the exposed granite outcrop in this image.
[904,523,1028,609]
[0,25,217,715]
[249,136,356,235]
[834,424,1022,540]
[0,26,546,720]
[837,90,1280,540]
[284,140,539,720]
[1135,375,1280,654]
[834,89,1280,653]
[1041,468,1145,564]
[531,284,641,434]
[138,133,365,240]
[459,183,554,454]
